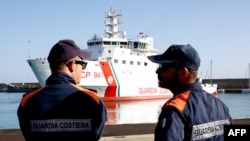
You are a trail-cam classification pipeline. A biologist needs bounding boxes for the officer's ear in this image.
[177,67,190,84]
[178,67,189,77]
[66,60,75,72]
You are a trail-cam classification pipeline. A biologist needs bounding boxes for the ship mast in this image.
[105,8,124,38]
[210,60,213,84]
[204,59,213,84]
[248,63,250,88]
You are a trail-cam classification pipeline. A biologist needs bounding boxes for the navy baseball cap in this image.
[48,39,90,64]
[147,44,200,71]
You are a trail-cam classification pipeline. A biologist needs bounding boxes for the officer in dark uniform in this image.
[17,39,107,141]
[148,44,233,141]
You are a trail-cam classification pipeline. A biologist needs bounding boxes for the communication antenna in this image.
[28,40,31,58]
[22,72,25,85]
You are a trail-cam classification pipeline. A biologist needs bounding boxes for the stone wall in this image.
[202,78,250,89]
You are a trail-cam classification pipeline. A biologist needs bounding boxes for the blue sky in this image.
[1,0,250,83]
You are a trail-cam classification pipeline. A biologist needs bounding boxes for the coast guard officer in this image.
[17,39,107,141]
[148,44,233,141]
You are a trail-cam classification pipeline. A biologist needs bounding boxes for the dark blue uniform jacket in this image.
[154,81,233,141]
[17,72,107,141]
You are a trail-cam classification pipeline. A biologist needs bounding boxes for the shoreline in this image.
[1,118,250,141]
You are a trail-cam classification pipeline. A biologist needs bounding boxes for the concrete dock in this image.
[1,118,250,141]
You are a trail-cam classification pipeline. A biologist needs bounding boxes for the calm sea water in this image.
[0,92,250,129]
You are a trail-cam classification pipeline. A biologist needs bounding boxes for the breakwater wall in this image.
[0,78,249,92]
[202,78,250,89]
[0,83,40,92]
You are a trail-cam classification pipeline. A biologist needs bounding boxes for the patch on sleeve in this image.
[159,117,171,128]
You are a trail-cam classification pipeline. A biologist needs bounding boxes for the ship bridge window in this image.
[120,42,128,45]
[95,42,102,45]
[122,60,126,64]
[104,41,111,45]
[88,42,94,46]
[133,42,139,49]
[132,41,147,49]
[139,42,147,49]
[112,42,117,45]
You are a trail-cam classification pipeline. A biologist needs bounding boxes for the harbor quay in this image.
[1,78,249,92]
[202,78,250,90]
[0,118,250,141]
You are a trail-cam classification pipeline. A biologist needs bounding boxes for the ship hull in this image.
[27,59,173,101]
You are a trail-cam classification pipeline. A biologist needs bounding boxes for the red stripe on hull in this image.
[100,61,117,97]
